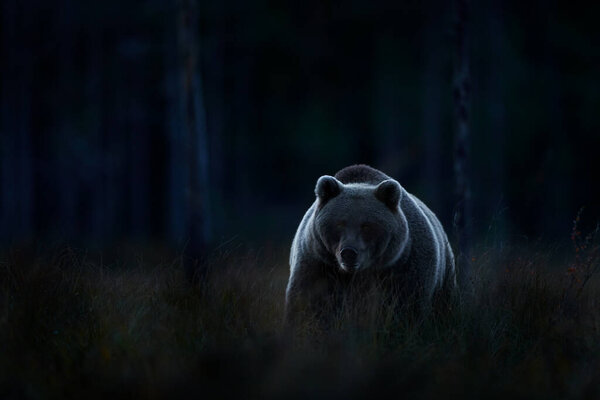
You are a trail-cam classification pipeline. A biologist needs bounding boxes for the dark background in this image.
[2,0,599,252]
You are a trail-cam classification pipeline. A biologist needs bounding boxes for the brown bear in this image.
[285,164,456,326]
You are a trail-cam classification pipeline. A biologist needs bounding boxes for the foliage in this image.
[3,0,600,244]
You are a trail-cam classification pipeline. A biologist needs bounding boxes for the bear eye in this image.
[336,221,346,229]
[361,223,374,235]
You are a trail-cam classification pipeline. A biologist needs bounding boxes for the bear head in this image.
[313,175,410,273]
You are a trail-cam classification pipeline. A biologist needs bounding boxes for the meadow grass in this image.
[1,236,600,399]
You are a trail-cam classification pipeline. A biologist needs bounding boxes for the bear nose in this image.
[340,247,358,267]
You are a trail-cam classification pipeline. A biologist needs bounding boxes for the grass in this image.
[1,233,600,399]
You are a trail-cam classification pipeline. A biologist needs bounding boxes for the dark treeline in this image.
[1,0,600,250]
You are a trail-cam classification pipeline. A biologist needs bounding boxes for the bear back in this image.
[334,164,390,185]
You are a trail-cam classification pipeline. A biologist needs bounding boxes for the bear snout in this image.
[340,247,359,270]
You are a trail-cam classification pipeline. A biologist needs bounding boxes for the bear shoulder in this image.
[334,164,390,185]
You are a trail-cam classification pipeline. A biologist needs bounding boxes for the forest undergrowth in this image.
[1,221,600,399]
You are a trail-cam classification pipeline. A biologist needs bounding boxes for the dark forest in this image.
[2,0,600,398]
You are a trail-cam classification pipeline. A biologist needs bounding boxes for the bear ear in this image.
[375,179,401,210]
[315,175,342,204]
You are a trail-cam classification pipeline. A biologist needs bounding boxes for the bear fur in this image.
[285,164,456,325]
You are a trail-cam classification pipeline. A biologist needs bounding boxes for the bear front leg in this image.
[284,263,331,330]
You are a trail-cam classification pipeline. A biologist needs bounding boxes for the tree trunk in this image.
[56,0,77,239]
[128,79,149,237]
[486,0,507,246]
[421,10,444,215]
[204,10,225,241]
[538,2,571,239]
[453,0,473,289]
[165,22,187,245]
[166,0,211,270]
[232,51,251,221]
[85,19,105,242]
[0,0,34,243]
[373,29,405,176]
[0,0,18,242]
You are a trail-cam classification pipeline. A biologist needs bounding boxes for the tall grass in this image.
[1,235,600,399]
